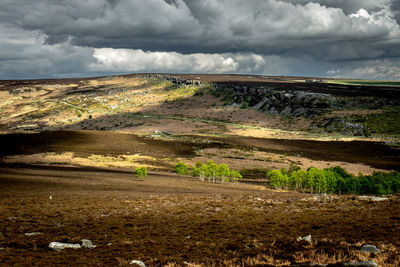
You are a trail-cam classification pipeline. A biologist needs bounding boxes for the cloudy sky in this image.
[1,0,400,80]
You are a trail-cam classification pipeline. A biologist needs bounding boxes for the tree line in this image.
[266,165,400,195]
[174,161,242,183]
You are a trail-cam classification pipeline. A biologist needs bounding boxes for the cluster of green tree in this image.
[134,167,147,180]
[174,161,242,183]
[266,165,400,195]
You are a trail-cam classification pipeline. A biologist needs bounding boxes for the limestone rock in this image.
[296,234,312,243]
[129,260,146,267]
[360,244,379,253]
[81,239,96,249]
[357,196,388,202]
[344,260,378,267]
[25,232,42,236]
[49,242,81,251]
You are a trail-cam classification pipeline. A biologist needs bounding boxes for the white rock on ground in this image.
[25,232,42,236]
[344,260,378,267]
[49,242,81,251]
[357,196,388,201]
[360,244,379,253]
[129,260,146,267]
[296,234,312,243]
[81,239,96,249]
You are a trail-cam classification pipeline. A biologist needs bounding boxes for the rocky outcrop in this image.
[316,118,368,136]
[222,85,336,118]
[142,74,203,86]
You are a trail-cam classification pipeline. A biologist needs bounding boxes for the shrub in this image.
[241,101,249,109]
[289,169,307,191]
[174,162,188,176]
[205,160,218,183]
[267,169,289,189]
[189,160,241,183]
[134,167,147,180]
[307,168,327,194]
[266,165,400,195]
[217,163,230,182]
[229,170,242,182]
[191,161,207,181]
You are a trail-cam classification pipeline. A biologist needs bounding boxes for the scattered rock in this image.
[296,234,312,243]
[360,244,379,253]
[49,242,81,251]
[81,239,96,249]
[281,106,292,117]
[293,261,377,267]
[344,260,378,267]
[183,261,197,266]
[357,196,388,202]
[25,232,43,236]
[129,260,146,267]
[290,264,327,267]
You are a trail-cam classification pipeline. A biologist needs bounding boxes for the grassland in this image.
[327,79,400,87]
[0,74,399,266]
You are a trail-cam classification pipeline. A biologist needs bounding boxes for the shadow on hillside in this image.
[3,76,400,171]
[45,92,400,172]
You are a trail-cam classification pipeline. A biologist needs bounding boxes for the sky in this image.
[1,0,400,80]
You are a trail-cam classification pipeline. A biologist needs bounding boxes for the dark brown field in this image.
[1,131,400,171]
[1,163,400,266]
[0,130,400,266]
[1,74,400,266]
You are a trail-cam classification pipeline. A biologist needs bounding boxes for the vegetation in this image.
[361,107,400,135]
[174,160,242,183]
[134,167,148,180]
[328,80,400,87]
[174,162,188,176]
[266,166,400,195]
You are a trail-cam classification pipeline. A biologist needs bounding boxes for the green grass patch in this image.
[328,80,400,87]
[361,108,400,135]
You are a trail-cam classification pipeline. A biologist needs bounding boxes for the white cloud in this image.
[91,48,241,73]
[0,24,95,79]
[1,0,400,79]
[327,59,400,80]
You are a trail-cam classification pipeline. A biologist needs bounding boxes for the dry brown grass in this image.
[0,163,399,266]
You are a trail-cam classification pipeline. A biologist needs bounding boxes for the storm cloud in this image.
[1,0,400,79]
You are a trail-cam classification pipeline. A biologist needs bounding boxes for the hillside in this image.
[1,74,400,266]
[1,74,400,140]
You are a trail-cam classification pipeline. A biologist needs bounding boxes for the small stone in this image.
[49,242,81,251]
[344,260,378,267]
[129,260,146,267]
[81,239,96,249]
[357,196,388,202]
[360,244,379,253]
[25,232,42,236]
[296,234,312,243]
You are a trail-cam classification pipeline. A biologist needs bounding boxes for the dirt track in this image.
[0,163,399,266]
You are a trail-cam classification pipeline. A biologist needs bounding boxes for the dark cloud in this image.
[4,0,398,56]
[0,0,400,79]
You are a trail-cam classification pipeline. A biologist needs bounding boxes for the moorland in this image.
[0,74,399,266]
